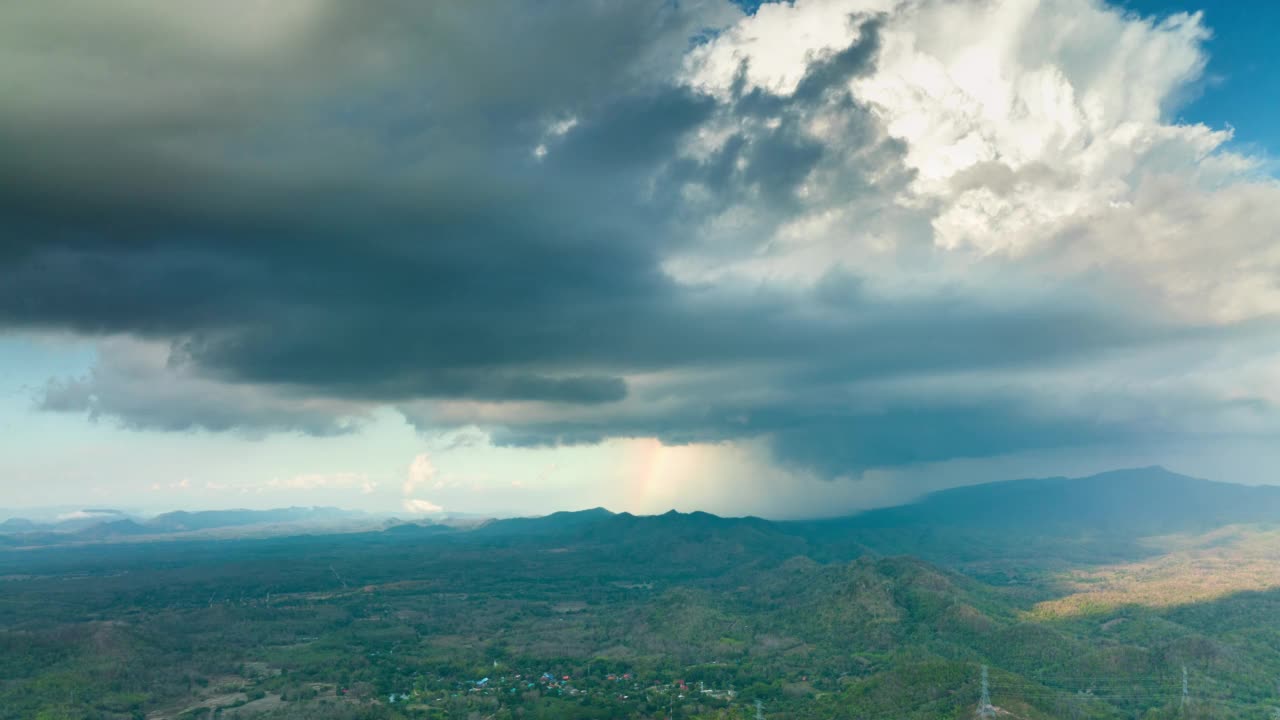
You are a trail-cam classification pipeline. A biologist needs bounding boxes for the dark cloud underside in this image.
[3,0,1266,475]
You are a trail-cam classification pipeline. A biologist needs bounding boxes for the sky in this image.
[2,0,1279,520]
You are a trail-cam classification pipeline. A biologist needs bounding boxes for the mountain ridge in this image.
[5,467,1278,551]
[832,466,1280,535]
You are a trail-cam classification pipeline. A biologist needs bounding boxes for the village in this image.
[376,662,743,717]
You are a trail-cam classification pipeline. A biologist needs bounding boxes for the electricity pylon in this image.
[977,665,995,719]
[1181,665,1189,713]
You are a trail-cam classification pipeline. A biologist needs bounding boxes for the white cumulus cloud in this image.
[403,453,437,496]
[402,497,443,514]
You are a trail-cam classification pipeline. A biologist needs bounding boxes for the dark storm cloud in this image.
[433,286,1219,474]
[1,4,886,387]
[765,405,1129,475]
[481,400,1131,475]
[34,339,369,437]
[39,372,363,437]
[0,2,1237,472]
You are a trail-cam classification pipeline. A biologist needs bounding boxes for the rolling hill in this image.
[4,467,1280,718]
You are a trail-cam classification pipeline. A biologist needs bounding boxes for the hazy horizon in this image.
[0,464,1242,524]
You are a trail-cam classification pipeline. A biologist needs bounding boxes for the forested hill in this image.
[4,468,1280,718]
[828,466,1280,535]
[764,467,1280,572]
[444,466,1280,570]
[4,467,1279,556]
[460,466,1280,550]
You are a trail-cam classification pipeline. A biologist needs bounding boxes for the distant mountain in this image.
[0,517,38,532]
[838,466,1280,536]
[49,509,133,532]
[468,507,785,545]
[469,507,617,537]
[144,506,359,533]
[452,507,808,578]
[0,506,378,547]
[783,467,1280,572]
[579,509,785,546]
[6,468,1277,559]
[0,510,134,534]
[466,469,1280,553]
[70,519,153,540]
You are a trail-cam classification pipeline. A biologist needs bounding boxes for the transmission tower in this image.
[754,699,765,720]
[1181,665,1189,712]
[977,665,995,719]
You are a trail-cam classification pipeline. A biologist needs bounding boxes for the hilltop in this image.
[6,467,1279,560]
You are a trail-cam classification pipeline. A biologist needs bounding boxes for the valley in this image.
[3,468,1280,719]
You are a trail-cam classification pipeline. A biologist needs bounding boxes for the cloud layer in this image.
[5,0,1280,477]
